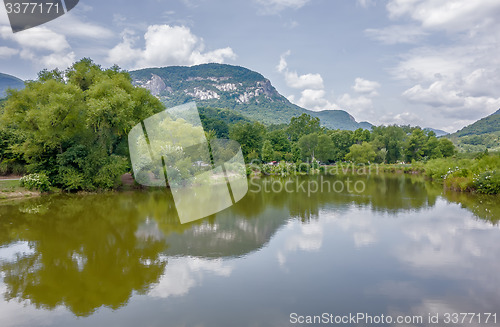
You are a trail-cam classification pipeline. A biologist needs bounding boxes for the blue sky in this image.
[1,0,500,132]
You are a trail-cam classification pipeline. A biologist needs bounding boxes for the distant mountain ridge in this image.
[424,127,449,137]
[0,73,24,98]
[130,63,372,131]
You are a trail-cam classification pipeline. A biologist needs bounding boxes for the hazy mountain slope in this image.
[0,73,24,98]
[447,109,500,152]
[130,64,371,130]
[424,127,449,137]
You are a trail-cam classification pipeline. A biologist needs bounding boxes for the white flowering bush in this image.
[19,173,51,192]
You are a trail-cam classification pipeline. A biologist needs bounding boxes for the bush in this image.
[444,177,473,192]
[19,173,51,192]
[473,171,500,195]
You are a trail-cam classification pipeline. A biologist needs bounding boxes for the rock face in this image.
[142,74,168,96]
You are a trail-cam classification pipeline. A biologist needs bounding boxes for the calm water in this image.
[0,175,499,327]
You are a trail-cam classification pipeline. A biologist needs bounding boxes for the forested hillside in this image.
[447,109,500,152]
[130,64,371,131]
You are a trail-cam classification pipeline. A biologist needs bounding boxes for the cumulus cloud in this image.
[386,0,500,33]
[0,25,75,70]
[48,14,114,39]
[402,82,463,108]
[255,0,310,14]
[276,52,382,119]
[0,46,19,58]
[277,51,324,90]
[366,0,500,129]
[284,71,324,90]
[108,25,236,69]
[365,25,427,44]
[277,51,330,111]
[352,77,380,96]
[394,44,500,121]
[296,89,339,111]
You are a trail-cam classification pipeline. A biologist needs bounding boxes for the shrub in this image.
[444,177,473,192]
[473,171,500,195]
[19,173,51,192]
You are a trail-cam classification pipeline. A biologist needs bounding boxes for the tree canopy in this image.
[0,58,164,190]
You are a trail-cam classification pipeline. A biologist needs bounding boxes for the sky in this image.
[1,0,500,133]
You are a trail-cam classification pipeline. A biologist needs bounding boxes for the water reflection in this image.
[0,194,167,317]
[0,174,498,326]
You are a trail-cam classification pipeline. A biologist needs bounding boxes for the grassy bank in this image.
[248,153,500,195]
[0,179,39,200]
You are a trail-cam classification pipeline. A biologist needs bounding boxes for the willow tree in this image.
[1,58,164,190]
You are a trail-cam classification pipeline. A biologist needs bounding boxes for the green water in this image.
[0,175,499,326]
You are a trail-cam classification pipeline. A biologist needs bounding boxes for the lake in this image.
[0,174,499,327]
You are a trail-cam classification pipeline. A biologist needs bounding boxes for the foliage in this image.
[473,171,500,195]
[423,154,500,194]
[19,173,51,192]
[229,122,265,158]
[345,142,377,163]
[261,140,274,163]
[298,133,319,161]
[287,114,322,142]
[1,58,164,191]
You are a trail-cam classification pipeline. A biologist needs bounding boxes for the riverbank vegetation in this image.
[1,59,498,194]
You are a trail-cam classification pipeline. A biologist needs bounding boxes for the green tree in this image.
[229,122,265,160]
[404,129,427,162]
[267,129,291,154]
[438,138,456,157]
[286,114,322,142]
[316,134,334,163]
[1,59,164,190]
[298,133,319,161]
[261,140,274,163]
[353,128,371,144]
[328,129,355,162]
[371,125,406,163]
[345,142,376,163]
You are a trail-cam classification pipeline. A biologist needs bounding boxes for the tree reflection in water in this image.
[0,174,497,317]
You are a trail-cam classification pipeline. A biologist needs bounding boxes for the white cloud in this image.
[371,0,500,128]
[284,71,324,90]
[338,93,373,110]
[255,0,310,14]
[386,0,500,33]
[277,51,324,90]
[0,25,75,70]
[365,25,427,44]
[48,14,114,39]
[276,50,290,73]
[108,25,236,69]
[395,45,500,122]
[402,81,463,108]
[1,26,70,52]
[353,77,380,96]
[0,46,18,58]
[296,89,338,111]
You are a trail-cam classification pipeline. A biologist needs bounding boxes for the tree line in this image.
[223,114,456,164]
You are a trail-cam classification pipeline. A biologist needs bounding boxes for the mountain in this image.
[447,109,500,152]
[0,73,24,98]
[312,109,373,130]
[130,63,370,131]
[424,127,449,137]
